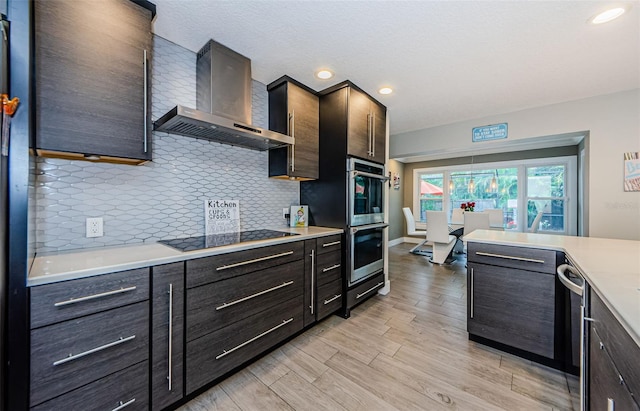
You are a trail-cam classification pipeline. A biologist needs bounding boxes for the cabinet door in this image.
[289,83,319,179]
[467,263,555,358]
[152,263,184,410]
[303,239,317,327]
[34,0,152,162]
[589,328,640,411]
[347,88,373,160]
[370,102,386,164]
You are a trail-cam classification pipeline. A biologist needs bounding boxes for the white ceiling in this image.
[151,0,640,137]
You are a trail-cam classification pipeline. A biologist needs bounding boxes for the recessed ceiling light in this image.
[378,87,393,95]
[590,6,627,24]
[316,69,333,80]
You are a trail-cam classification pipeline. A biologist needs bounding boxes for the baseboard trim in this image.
[388,237,406,247]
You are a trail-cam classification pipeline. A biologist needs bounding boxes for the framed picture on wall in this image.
[624,152,640,192]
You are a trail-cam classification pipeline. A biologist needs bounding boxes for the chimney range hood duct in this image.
[154,40,294,151]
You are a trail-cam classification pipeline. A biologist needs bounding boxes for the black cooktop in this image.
[158,229,298,252]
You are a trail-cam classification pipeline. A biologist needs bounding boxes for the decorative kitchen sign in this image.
[624,152,640,192]
[204,199,240,235]
[393,172,400,190]
[290,205,309,227]
[472,123,508,142]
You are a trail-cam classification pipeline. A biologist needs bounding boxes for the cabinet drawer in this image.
[317,250,342,286]
[30,301,149,406]
[187,241,304,288]
[31,268,149,329]
[317,279,342,321]
[346,272,384,309]
[186,295,303,394]
[187,260,303,342]
[467,242,558,274]
[31,361,148,411]
[591,291,640,399]
[317,234,342,255]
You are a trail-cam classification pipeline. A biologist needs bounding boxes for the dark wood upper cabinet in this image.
[268,76,319,180]
[33,0,153,165]
[319,82,387,165]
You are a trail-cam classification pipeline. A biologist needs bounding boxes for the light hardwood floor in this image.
[179,243,580,411]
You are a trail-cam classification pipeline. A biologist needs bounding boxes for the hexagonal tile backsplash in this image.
[30,36,299,253]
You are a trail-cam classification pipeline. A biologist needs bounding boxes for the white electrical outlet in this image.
[86,217,104,238]
[283,208,289,219]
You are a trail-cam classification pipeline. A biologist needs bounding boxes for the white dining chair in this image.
[426,211,457,264]
[451,208,464,225]
[463,212,490,238]
[402,207,431,255]
[485,208,504,228]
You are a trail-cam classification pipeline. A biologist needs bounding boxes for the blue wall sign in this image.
[472,123,508,142]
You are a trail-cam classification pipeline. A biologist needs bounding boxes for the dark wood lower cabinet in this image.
[589,328,639,411]
[186,295,304,394]
[187,260,303,341]
[467,263,555,359]
[30,301,149,406]
[588,291,640,410]
[345,272,385,313]
[317,279,342,320]
[31,361,149,411]
[152,262,185,410]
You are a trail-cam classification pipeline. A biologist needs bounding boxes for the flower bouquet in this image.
[460,202,475,212]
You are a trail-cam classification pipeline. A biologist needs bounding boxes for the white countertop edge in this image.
[28,227,343,287]
[465,230,640,347]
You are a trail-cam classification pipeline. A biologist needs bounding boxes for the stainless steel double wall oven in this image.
[347,158,388,286]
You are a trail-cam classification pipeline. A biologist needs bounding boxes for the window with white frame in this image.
[413,156,577,235]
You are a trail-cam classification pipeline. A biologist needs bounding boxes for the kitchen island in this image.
[464,230,639,346]
[465,230,640,410]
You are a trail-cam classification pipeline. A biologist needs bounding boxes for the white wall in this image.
[390,89,640,241]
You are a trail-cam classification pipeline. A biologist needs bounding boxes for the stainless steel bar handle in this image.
[475,251,545,264]
[143,49,148,153]
[112,398,136,411]
[366,113,372,155]
[290,110,295,172]
[556,264,584,296]
[470,267,474,319]
[54,286,137,307]
[322,264,341,273]
[322,240,341,248]
[607,398,615,411]
[352,170,391,181]
[216,251,294,271]
[167,283,173,391]
[323,294,341,305]
[216,281,294,311]
[310,249,315,315]
[356,282,383,299]
[371,113,375,157]
[216,318,294,360]
[351,223,389,234]
[53,335,136,366]
[580,304,586,411]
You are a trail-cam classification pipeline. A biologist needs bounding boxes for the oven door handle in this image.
[351,223,389,234]
[351,170,390,181]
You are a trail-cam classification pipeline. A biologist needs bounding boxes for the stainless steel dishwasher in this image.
[557,263,590,411]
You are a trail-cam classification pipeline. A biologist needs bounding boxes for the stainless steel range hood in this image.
[154,40,294,151]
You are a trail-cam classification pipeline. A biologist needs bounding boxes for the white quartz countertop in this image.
[28,226,343,287]
[465,230,640,347]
